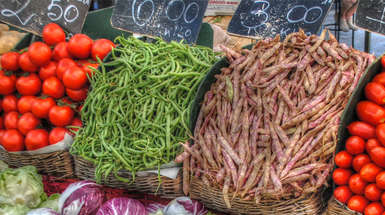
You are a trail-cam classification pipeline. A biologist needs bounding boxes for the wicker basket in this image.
[323,197,358,215]
[190,177,327,215]
[0,148,74,178]
[74,156,183,199]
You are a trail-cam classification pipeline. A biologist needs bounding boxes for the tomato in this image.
[42,23,65,45]
[366,82,385,105]
[39,61,57,80]
[368,139,383,152]
[67,34,93,59]
[333,168,352,185]
[31,97,56,119]
[69,117,82,135]
[346,136,366,155]
[369,147,385,168]
[56,58,77,80]
[25,129,48,151]
[374,72,385,86]
[348,195,369,213]
[62,66,87,90]
[350,174,368,194]
[378,124,385,147]
[348,121,376,139]
[334,186,353,204]
[0,72,16,95]
[0,130,5,142]
[365,184,383,201]
[28,42,52,66]
[4,111,19,129]
[52,42,71,61]
[377,171,385,189]
[60,97,73,105]
[360,163,382,182]
[49,105,74,127]
[66,87,88,102]
[2,95,17,112]
[1,52,19,71]
[19,52,38,73]
[42,77,65,99]
[1,129,24,152]
[82,62,98,78]
[354,154,372,172]
[16,73,41,96]
[49,127,69,145]
[357,101,385,125]
[17,113,40,135]
[91,39,115,61]
[335,151,353,168]
[365,202,384,215]
[0,117,3,129]
[17,96,36,113]
[77,104,83,113]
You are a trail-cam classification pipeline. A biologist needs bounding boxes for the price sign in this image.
[111,0,209,44]
[355,0,385,36]
[0,0,91,35]
[227,0,333,39]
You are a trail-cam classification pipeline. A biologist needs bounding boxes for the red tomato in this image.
[348,195,369,213]
[360,163,382,182]
[376,171,385,189]
[0,72,16,95]
[42,77,65,99]
[39,61,57,80]
[91,39,115,61]
[381,56,385,69]
[1,129,24,152]
[19,52,38,73]
[52,42,72,61]
[350,174,368,194]
[82,62,98,78]
[369,147,385,168]
[25,129,48,151]
[373,72,385,86]
[357,101,385,125]
[69,117,82,135]
[49,127,69,145]
[62,66,87,90]
[348,121,376,139]
[66,87,88,102]
[346,136,366,155]
[42,23,65,45]
[60,97,73,105]
[67,34,93,59]
[17,113,40,135]
[0,117,3,129]
[28,42,52,66]
[2,95,17,112]
[365,184,383,201]
[0,130,5,142]
[353,154,372,172]
[366,82,385,105]
[333,168,352,185]
[335,151,353,168]
[17,96,36,113]
[368,139,383,152]
[4,111,19,129]
[334,186,353,204]
[31,97,56,119]
[1,52,20,71]
[56,58,77,80]
[365,202,384,215]
[16,73,41,96]
[49,105,74,127]
[378,124,385,146]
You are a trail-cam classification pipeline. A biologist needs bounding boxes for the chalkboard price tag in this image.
[227,0,333,39]
[355,0,385,36]
[0,0,91,35]
[111,0,209,44]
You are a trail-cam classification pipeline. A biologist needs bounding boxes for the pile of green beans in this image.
[70,36,218,183]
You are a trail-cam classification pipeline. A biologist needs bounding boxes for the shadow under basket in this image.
[0,148,74,178]
[190,177,327,215]
[74,156,184,199]
[323,197,358,215]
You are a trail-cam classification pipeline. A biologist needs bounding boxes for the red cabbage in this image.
[145,203,165,214]
[58,181,104,215]
[96,198,146,215]
[163,197,207,215]
[27,208,60,215]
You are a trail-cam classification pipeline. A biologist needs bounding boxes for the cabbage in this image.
[96,197,146,215]
[39,194,60,212]
[146,203,165,215]
[163,197,207,215]
[0,166,46,208]
[58,181,104,215]
[27,208,60,215]
[0,204,30,215]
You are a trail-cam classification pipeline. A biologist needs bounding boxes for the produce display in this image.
[0,23,114,152]
[71,36,218,181]
[332,56,385,214]
[0,24,25,54]
[176,29,375,207]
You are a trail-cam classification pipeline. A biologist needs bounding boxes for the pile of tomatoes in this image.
[0,23,114,152]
